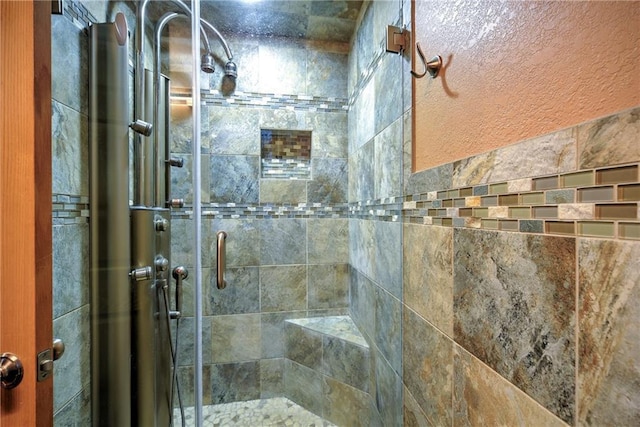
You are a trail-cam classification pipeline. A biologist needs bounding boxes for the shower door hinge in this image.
[386,25,410,54]
[52,0,64,15]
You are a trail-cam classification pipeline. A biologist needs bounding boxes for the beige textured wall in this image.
[413,0,640,172]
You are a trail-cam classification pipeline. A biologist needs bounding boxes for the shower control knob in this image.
[155,217,169,232]
[169,198,184,209]
[155,256,169,272]
[131,266,152,282]
[169,157,184,168]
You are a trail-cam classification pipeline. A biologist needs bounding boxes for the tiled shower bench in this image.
[283,315,376,426]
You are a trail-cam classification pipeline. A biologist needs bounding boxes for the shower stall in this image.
[53,0,407,425]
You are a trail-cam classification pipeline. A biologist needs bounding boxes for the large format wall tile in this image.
[209,218,260,268]
[375,287,402,375]
[349,218,375,278]
[208,107,260,156]
[306,50,349,98]
[53,306,90,413]
[210,155,260,203]
[323,376,374,427]
[52,101,88,196]
[453,229,576,423]
[308,264,349,310]
[578,238,640,425]
[374,53,403,136]
[259,265,307,312]
[176,316,213,366]
[373,221,402,299]
[53,386,91,427]
[284,323,323,370]
[349,267,376,343]
[454,345,567,427]
[308,158,348,203]
[402,385,430,427]
[260,358,284,398]
[374,353,403,427]
[53,224,89,318]
[306,112,348,159]
[261,311,306,359]
[403,223,453,336]
[452,128,576,187]
[211,314,262,363]
[354,3,374,94]
[258,42,307,95]
[284,359,324,416]
[403,308,453,426]
[354,140,375,201]
[405,162,453,195]
[207,266,260,315]
[170,153,211,204]
[578,106,640,169]
[211,361,261,404]
[374,116,403,199]
[308,218,348,264]
[260,179,307,204]
[259,219,306,265]
[52,15,87,114]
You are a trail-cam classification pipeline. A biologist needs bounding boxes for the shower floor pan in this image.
[174,397,336,426]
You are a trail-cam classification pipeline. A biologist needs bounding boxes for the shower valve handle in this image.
[169,198,184,209]
[168,157,184,168]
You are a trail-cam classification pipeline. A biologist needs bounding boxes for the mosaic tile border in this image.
[403,163,640,240]
[59,0,97,29]
[52,194,89,225]
[169,90,349,113]
[171,202,351,220]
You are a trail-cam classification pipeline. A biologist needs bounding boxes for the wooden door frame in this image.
[0,1,53,425]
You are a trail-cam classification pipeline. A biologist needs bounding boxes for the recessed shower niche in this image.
[260,129,312,179]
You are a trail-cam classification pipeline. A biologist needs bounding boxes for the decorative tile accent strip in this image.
[403,163,640,240]
[61,0,97,29]
[171,202,351,220]
[172,90,349,113]
[52,194,89,225]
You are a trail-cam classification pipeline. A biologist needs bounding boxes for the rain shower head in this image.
[201,52,215,74]
[224,60,237,79]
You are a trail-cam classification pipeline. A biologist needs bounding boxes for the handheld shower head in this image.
[201,52,215,74]
[224,60,237,79]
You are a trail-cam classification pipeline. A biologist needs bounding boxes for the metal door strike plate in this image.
[37,348,53,382]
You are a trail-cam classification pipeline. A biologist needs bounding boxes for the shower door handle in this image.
[216,231,227,289]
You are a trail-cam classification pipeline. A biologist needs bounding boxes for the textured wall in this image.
[413,0,640,171]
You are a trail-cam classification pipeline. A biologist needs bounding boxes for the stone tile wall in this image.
[347,0,409,425]
[402,107,640,426]
[165,30,351,406]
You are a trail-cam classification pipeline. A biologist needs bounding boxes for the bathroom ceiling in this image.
[147,0,364,43]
